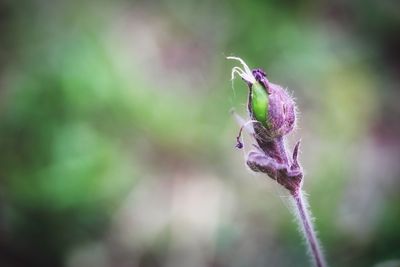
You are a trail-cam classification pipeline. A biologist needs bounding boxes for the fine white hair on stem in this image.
[290,191,327,267]
[227,56,256,84]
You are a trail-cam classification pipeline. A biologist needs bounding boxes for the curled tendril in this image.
[235,119,260,149]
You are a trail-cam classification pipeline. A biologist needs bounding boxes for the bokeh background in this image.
[0,0,400,266]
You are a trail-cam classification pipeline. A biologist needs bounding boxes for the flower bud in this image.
[228,57,296,138]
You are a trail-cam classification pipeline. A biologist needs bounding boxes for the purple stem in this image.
[292,191,327,267]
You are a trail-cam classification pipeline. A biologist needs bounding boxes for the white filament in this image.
[227,56,256,84]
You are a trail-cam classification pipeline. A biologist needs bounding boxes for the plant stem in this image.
[291,190,327,267]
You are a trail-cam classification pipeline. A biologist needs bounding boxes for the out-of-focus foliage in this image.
[0,0,399,266]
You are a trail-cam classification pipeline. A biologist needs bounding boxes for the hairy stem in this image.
[291,190,327,267]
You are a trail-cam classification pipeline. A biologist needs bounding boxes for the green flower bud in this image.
[228,56,296,139]
[251,81,269,128]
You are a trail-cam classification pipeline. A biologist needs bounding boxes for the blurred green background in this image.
[0,0,399,266]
